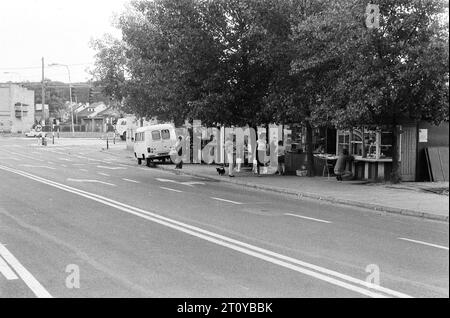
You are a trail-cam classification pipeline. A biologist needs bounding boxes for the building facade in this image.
[0,84,35,133]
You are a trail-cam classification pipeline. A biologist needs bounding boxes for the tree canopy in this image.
[90,0,449,182]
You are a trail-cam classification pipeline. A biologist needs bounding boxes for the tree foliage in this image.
[91,0,449,182]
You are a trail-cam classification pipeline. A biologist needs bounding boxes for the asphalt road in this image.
[0,137,448,298]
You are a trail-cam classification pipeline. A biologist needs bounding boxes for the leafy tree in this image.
[91,0,301,129]
[90,34,128,104]
[307,0,449,183]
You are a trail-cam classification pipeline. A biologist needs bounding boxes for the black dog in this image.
[216,167,225,176]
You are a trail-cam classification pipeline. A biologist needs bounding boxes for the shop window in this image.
[363,128,378,159]
[380,132,393,159]
[337,131,350,155]
[337,126,400,160]
[351,129,363,157]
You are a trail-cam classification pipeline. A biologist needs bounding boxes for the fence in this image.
[40,124,115,133]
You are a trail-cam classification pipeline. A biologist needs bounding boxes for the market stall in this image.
[336,127,397,181]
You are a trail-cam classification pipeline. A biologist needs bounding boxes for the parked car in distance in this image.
[25,129,46,138]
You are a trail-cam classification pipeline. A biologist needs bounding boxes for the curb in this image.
[156,165,449,223]
[99,149,449,223]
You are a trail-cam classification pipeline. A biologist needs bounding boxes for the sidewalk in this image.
[102,147,449,222]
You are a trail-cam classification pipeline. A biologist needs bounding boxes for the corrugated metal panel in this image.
[426,147,449,181]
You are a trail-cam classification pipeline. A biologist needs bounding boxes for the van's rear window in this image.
[152,131,161,140]
[161,130,171,140]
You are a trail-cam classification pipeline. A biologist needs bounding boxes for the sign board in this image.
[419,129,428,143]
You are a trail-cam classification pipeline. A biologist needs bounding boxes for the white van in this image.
[134,124,177,165]
[115,117,137,141]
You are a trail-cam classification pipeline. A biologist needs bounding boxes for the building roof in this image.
[76,107,97,118]
[96,107,121,118]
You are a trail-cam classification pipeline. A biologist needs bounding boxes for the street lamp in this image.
[2,71,21,83]
[48,63,74,135]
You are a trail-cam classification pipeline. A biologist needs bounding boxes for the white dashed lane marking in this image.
[210,197,243,205]
[122,178,140,184]
[284,213,332,224]
[97,166,127,170]
[160,187,183,193]
[398,238,449,251]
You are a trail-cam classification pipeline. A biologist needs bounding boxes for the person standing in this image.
[276,140,286,175]
[224,135,235,177]
[255,133,267,175]
[174,136,184,169]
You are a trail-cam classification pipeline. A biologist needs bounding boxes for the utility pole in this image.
[48,63,74,135]
[41,57,45,126]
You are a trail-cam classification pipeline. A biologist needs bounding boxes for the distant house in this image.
[76,102,120,132]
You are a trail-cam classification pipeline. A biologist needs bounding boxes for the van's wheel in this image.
[121,132,126,141]
[137,158,142,165]
[146,158,152,167]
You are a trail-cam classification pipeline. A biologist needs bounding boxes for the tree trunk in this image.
[265,123,269,144]
[305,121,315,177]
[390,123,401,184]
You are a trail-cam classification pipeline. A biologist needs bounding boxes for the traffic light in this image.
[88,87,94,104]
[71,87,76,102]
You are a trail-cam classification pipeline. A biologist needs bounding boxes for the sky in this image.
[0,0,130,83]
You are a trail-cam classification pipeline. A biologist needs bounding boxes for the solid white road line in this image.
[122,178,140,184]
[19,165,56,170]
[0,243,52,298]
[79,169,89,172]
[0,164,412,298]
[0,255,18,280]
[97,172,110,177]
[211,197,243,205]
[66,178,116,186]
[160,186,183,193]
[284,213,332,224]
[398,238,449,251]
[0,157,20,161]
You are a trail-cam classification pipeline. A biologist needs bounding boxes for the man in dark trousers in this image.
[334,148,354,181]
